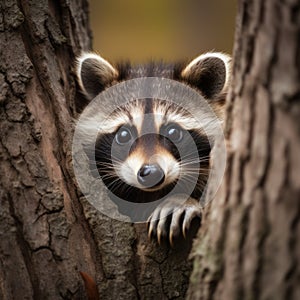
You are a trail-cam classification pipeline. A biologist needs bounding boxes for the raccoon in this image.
[76,52,231,245]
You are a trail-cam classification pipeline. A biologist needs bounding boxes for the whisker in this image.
[179,152,211,161]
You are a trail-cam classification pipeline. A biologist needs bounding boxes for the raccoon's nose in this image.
[137,164,165,188]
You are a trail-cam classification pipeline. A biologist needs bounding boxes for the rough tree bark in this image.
[188,0,300,299]
[0,1,194,299]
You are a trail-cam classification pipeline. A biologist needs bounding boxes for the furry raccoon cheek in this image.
[76,53,118,100]
[181,52,231,99]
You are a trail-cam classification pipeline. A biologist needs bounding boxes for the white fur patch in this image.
[119,155,144,188]
[124,100,145,134]
[153,100,215,133]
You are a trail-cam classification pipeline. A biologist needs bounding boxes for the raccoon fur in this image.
[76,52,231,245]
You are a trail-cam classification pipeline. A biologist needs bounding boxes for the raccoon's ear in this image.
[181,52,231,99]
[76,53,118,100]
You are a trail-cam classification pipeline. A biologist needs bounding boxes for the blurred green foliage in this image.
[89,0,236,62]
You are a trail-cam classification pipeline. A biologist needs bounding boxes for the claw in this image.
[169,231,174,247]
[157,227,162,245]
[182,213,189,239]
[155,204,173,244]
[182,225,187,239]
[169,218,180,247]
[148,221,154,239]
[156,216,167,245]
[147,208,161,239]
[182,206,202,238]
[169,208,183,240]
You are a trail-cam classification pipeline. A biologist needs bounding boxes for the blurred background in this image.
[89,0,236,63]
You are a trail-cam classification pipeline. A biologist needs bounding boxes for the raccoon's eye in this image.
[165,124,183,142]
[115,128,132,145]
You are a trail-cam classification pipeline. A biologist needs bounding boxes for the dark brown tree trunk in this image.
[0,1,193,299]
[187,0,300,299]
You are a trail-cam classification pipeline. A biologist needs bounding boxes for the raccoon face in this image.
[93,99,211,196]
[76,52,231,202]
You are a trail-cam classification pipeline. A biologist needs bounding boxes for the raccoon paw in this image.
[147,195,202,246]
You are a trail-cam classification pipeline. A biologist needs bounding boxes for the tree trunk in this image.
[0,1,194,299]
[188,0,300,299]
